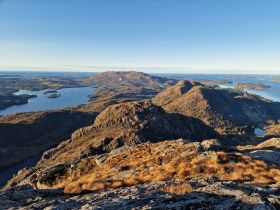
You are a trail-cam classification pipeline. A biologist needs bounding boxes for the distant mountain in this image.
[79,71,177,112]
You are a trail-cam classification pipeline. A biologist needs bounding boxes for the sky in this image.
[0,0,279,74]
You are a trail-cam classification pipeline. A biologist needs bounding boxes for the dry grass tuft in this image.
[163,183,193,195]
[58,141,280,194]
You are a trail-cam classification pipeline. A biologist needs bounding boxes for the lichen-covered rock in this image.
[71,125,94,141]
[200,139,222,151]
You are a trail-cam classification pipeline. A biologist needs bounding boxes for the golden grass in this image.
[163,183,193,195]
[52,141,280,194]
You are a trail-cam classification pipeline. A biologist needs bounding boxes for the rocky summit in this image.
[0,72,280,210]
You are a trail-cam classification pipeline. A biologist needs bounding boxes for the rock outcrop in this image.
[1,178,279,209]
[238,138,280,166]
[2,139,279,209]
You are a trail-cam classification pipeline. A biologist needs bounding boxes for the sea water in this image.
[0,86,95,116]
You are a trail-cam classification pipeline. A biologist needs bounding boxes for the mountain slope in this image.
[0,110,96,168]
[154,81,280,135]
[153,80,203,106]
[5,100,217,188]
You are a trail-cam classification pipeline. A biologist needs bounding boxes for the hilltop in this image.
[154,81,280,137]
[78,71,177,112]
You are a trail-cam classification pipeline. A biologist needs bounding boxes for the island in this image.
[47,93,61,99]
[0,73,94,111]
[234,83,271,90]
[270,76,280,82]
[0,94,37,110]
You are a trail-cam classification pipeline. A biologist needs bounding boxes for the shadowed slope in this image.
[0,110,96,168]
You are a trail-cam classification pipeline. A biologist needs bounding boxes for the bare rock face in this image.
[247,150,280,166]
[200,139,222,151]
[94,100,217,143]
[71,125,94,141]
[241,138,280,166]
[1,179,279,209]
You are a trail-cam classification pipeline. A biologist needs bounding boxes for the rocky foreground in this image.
[1,138,280,209]
[0,72,280,209]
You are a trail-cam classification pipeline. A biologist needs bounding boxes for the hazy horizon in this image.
[0,0,279,74]
[0,68,280,75]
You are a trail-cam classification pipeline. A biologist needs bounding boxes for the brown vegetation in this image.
[57,140,280,194]
[163,182,193,195]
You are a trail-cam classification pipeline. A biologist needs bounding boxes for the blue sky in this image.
[0,0,279,74]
